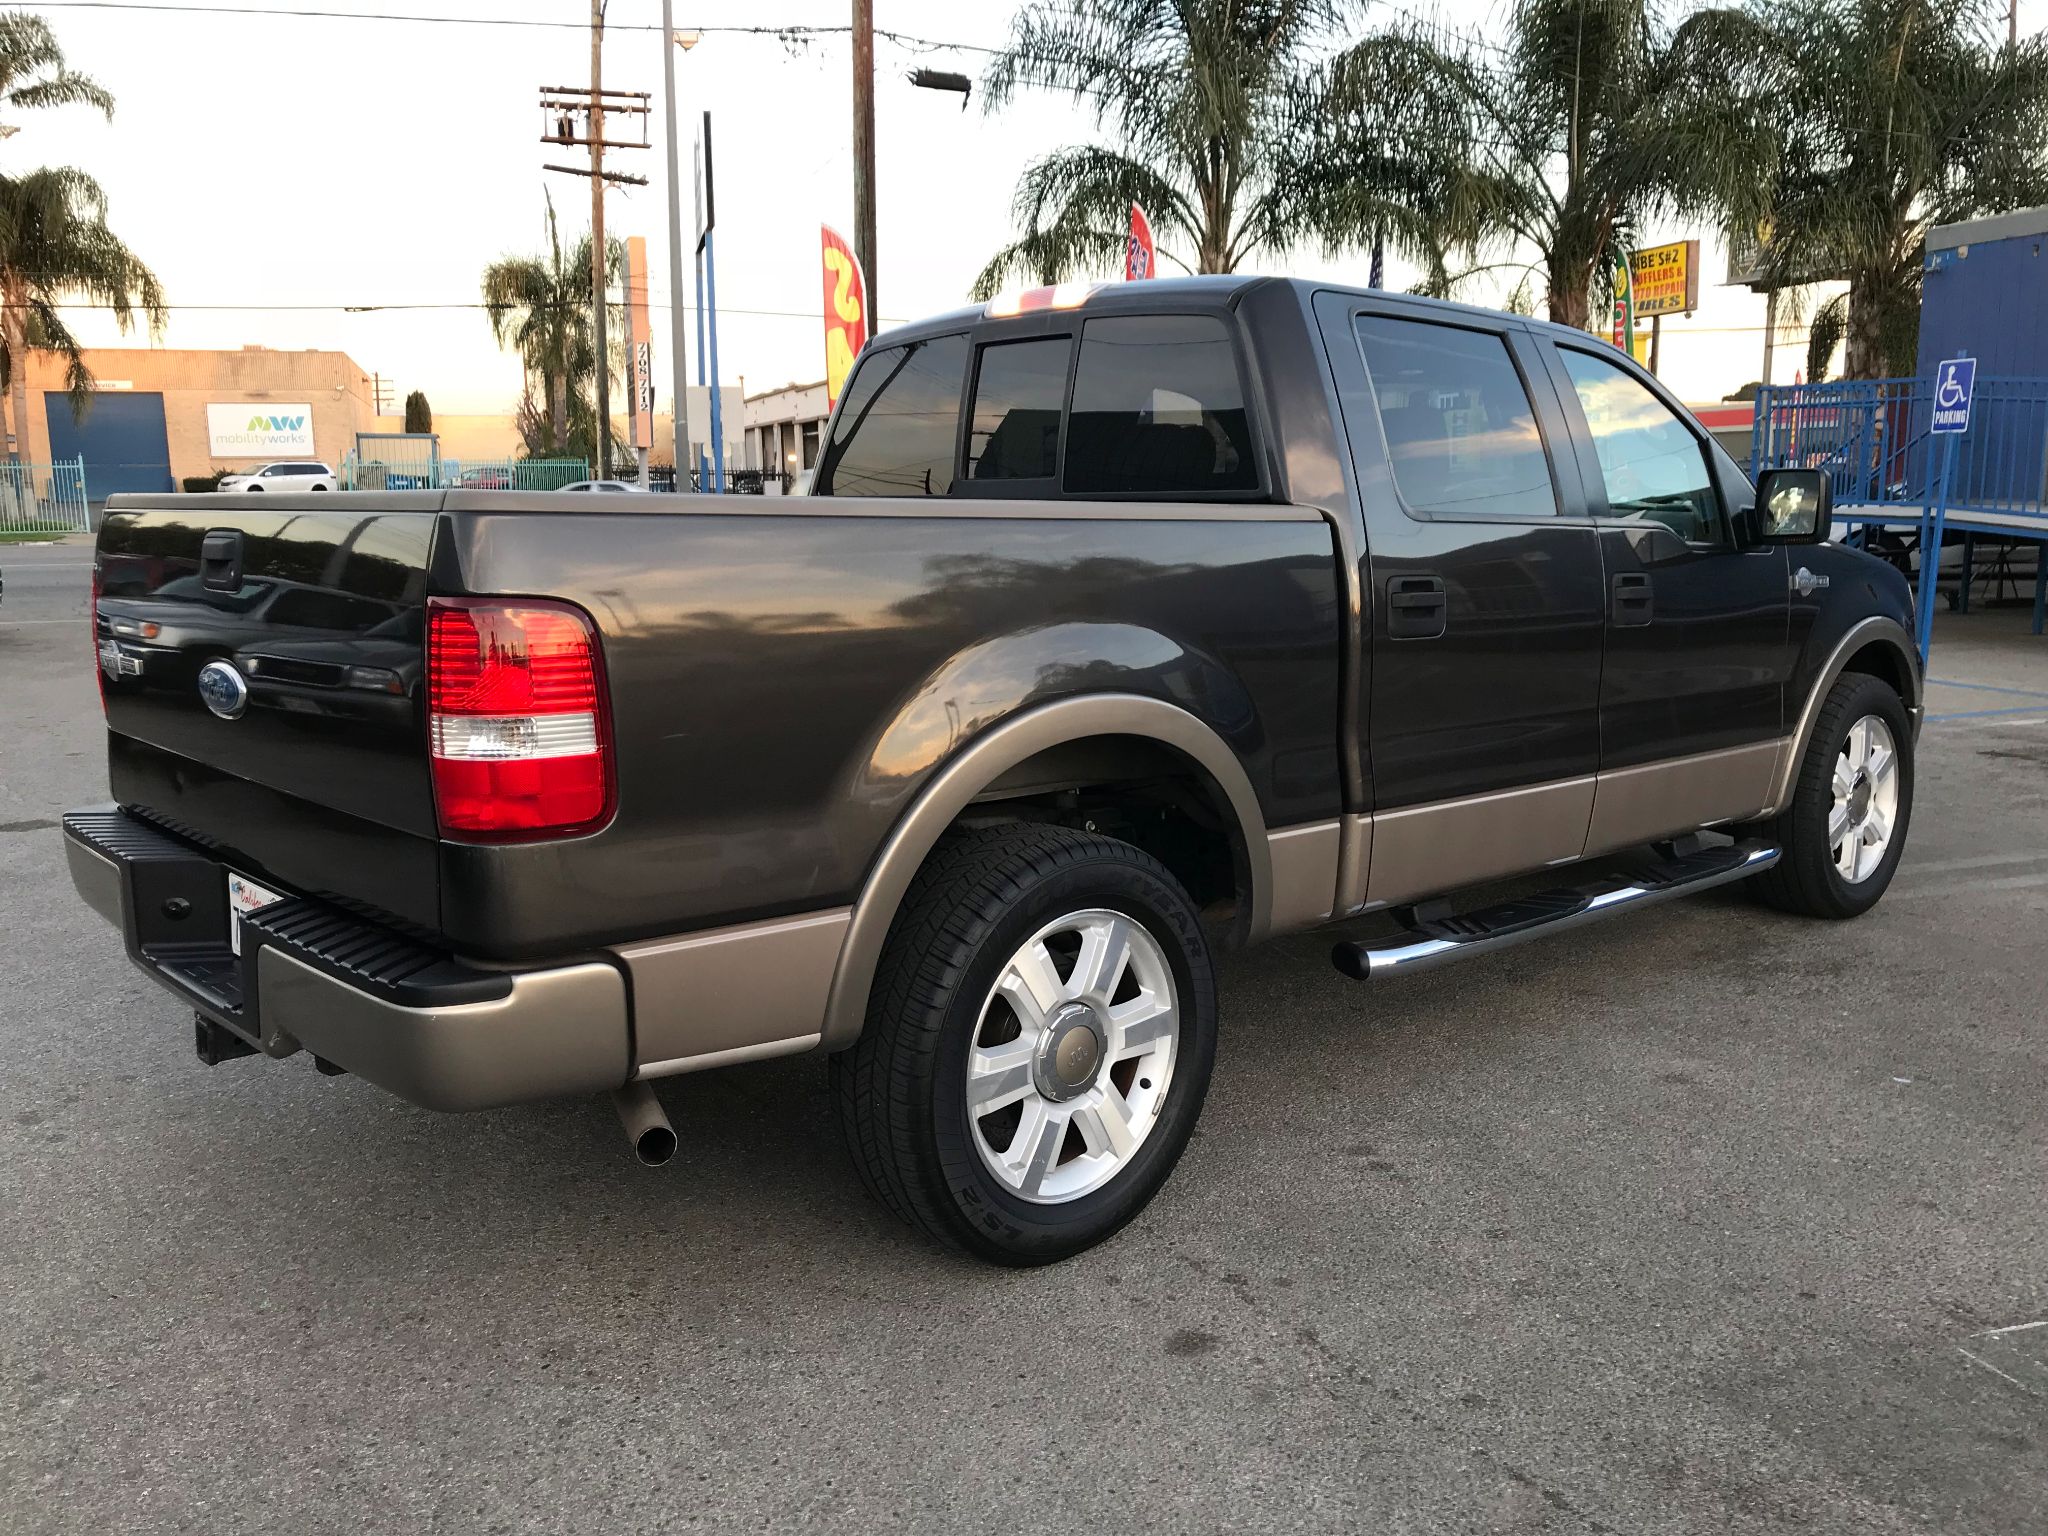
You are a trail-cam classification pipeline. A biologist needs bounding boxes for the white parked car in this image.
[558,479,649,493]
[219,461,337,492]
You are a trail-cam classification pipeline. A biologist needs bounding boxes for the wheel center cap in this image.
[1848,775,1872,822]
[1038,1004,1106,1100]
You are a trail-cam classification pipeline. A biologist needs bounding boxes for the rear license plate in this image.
[226,872,284,955]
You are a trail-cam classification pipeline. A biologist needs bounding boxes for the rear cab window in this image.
[818,306,1264,502]
[818,333,969,497]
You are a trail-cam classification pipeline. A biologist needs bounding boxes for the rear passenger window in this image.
[1355,316,1558,519]
[822,334,967,497]
[966,337,1069,481]
[1064,315,1256,495]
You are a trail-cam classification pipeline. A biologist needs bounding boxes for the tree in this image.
[402,389,431,434]
[1753,0,2048,378]
[0,13,113,131]
[0,168,164,462]
[480,193,622,458]
[0,16,162,461]
[1318,0,1781,328]
[971,0,1455,297]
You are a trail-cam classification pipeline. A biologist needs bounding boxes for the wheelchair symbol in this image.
[1937,368,1966,409]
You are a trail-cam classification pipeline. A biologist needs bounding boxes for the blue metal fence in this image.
[1752,375,2048,648]
[1751,376,2048,522]
[0,457,91,533]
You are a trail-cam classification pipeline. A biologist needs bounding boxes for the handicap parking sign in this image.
[1932,356,1975,433]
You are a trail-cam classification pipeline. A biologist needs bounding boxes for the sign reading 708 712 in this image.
[1931,357,1975,434]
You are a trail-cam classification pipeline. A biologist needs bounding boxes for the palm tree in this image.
[972,0,1453,297]
[0,167,164,463]
[1317,0,1780,329]
[0,15,161,462]
[1752,0,2048,378]
[0,12,114,133]
[481,194,622,458]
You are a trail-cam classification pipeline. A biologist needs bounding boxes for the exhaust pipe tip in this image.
[611,1081,676,1168]
[635,1123,678,1167]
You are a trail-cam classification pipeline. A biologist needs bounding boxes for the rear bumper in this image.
[63,807,629,1111]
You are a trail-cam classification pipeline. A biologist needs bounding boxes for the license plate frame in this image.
[226,871,285,956]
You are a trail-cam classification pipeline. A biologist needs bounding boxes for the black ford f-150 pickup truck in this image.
[66,277,1921,1264]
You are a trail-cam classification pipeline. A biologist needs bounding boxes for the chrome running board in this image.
[1331,840,1781,981]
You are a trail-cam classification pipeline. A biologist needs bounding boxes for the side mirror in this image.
[1749,467,1831,545]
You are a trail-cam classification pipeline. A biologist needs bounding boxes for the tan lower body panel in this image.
[612,908,850,1073]
[1583,740,1782,858]
[1265,820,1343,935]
[1365,777,1596,909]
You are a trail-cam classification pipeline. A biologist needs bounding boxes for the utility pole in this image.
[540,54,648,476]
[852,0,877,317]
[589,0,610,478]
[662,13,697,487]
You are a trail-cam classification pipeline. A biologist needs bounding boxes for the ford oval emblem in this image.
[196,660,250,720]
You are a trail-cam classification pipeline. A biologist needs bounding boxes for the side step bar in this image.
[1332,840,1780,981]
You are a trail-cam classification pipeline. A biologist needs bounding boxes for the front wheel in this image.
[1746,672,1913,918]
[831,824,1217,1265]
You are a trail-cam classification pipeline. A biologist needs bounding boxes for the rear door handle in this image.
[1611,571,1653,627]
[1386,575,1447,640]
[199,529,243,593]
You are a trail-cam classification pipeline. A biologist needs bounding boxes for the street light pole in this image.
[852,0,877,317]
[662,8,696,489]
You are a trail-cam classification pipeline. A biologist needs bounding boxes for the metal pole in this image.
[1649,314,1662,376]
[706,228,725,493]
[590,0,611,480]
[1916,432,1958,665]
[1761,288,1778,386]
[660,1,690,491]
[852,0,877,317]
[2031,541,2045,636]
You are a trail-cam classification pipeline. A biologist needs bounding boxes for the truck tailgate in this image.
[94,499,444,936]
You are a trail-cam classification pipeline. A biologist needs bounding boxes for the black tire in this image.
[830,823,1217,1266]
[1745,672,1913,918]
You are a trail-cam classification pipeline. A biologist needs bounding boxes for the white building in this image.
[742,379,830,493]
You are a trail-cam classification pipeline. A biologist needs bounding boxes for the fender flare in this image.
[1763,615,1921,816]
[818,694,1272,1050]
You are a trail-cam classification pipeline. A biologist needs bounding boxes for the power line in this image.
[32,1,1001,52]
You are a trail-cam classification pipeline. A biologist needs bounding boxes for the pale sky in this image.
[24,0,2048,414]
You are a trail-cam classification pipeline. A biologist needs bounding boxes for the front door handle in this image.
[1611,571,1653,627]
[1386,575,1447,640]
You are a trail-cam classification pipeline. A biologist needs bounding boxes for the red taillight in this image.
[426,597,614,840]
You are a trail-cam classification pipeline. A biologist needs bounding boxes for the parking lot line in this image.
[1926,677,2048,700]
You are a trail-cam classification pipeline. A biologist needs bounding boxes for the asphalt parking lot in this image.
[3,535,2044,1534]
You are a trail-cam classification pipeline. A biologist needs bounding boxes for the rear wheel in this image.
[831,824,1217,1265]
[1747,672,1913,918]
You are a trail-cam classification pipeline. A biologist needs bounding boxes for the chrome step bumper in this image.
[1332,840,1781,980]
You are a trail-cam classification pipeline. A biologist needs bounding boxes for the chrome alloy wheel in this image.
[1830,713,1900,884]
[965,908,1179,1205]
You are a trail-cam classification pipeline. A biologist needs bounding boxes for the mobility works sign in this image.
[207,402,315,457]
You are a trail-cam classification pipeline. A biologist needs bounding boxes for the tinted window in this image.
[1558,348,1720,542]
[1064,315,1256,495]
[1355,316,1557,519]
[967,337,1069,481]
[823,334,967,497]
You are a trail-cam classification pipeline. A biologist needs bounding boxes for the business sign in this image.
[1629,240,1700,317]
[1609,254,1635,350]
[821,223,869,410]
[1932,356,1976,433]
[624,235,655,452]
[1127,203,1156,281]
[207,403,313,457]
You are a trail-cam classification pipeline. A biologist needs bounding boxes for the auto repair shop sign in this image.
[207,402,315,456]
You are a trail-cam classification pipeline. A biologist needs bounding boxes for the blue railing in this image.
[1751,376,2048,523]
